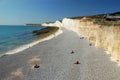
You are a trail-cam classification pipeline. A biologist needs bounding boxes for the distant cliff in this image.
[41,12,120,63]
[41,20,61,27]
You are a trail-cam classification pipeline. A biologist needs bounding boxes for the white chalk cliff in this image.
[42,20,62,27]
[42,17,120,63]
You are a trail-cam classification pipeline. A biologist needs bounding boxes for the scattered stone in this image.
[80,37,84,39]
[71,50,75,54]
[74,61,80,64]
[82,37,84,39]
[89,43,92,46]
[34,64,40,68]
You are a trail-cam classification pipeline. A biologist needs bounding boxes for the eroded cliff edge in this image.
[42,12,120,63]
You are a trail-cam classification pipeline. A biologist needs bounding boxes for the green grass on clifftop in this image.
[33,27,59,39]
[70,11,120,26]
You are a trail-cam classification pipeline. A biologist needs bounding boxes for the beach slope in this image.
[0,28,120,80]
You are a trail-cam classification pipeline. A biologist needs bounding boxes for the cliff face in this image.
[63,18,120,62]
[41,20,62,27]
[42,17,120,62]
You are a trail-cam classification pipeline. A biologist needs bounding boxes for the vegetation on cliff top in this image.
[70,12,120,26]
[33,27,59,39]
[70,12,120,19]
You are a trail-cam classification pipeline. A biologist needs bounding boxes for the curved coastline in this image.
[1,28,120,80]
[0,27,63,57]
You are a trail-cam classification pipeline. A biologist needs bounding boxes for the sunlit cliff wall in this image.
[62,18,120,62]
[42,17,120,62]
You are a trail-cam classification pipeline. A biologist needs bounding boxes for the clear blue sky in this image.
[0,0,120,25]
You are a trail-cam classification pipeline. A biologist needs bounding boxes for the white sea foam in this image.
[4,29,63,55]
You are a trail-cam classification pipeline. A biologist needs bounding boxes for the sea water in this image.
[0,25,44,55]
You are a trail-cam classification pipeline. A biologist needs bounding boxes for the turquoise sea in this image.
[0,25,44,55]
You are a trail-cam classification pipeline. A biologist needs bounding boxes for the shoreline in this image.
[0,28,63,57]
[1,28,120,80]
